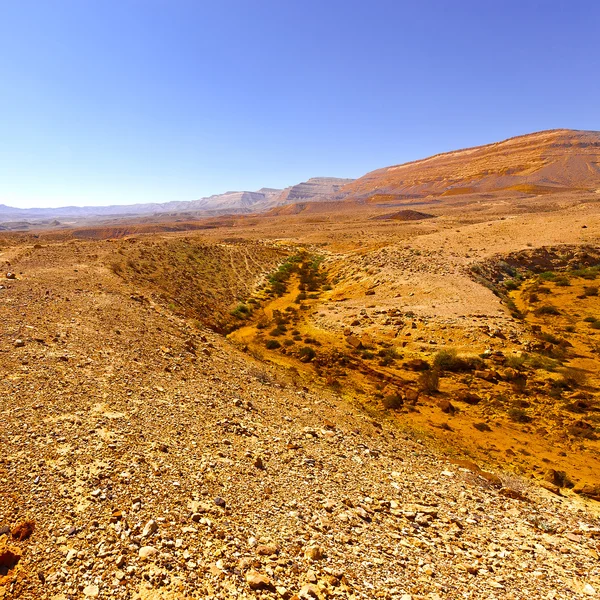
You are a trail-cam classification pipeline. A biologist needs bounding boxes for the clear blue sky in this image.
[1,1,598,208]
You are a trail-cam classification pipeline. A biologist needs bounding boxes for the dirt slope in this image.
[340,129,600,201]
[2,234,600,600]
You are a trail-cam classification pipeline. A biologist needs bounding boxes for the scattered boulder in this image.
[438,399,456,414]
[545,469,574,488]
[403,359,430,371]
[246,571,274,591]
[456,390,482,405]
[11,520,34,541]
[573,482,600,501]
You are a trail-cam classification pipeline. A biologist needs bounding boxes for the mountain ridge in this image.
[339,128,600,201]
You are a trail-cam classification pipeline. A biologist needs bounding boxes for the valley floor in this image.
[1,194,600,599]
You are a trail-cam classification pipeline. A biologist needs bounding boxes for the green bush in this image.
[418,369,440,393]
[535,305,560,316]
[433,348,482,372]
[298,346,316,361]
[508,407,532,423]
[265,339,281,350]
[382,394,404,409]
[230,303,251,319]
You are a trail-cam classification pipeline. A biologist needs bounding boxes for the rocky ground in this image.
[1,209,600,599]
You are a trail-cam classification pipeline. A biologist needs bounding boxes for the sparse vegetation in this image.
[433,348,482,372]
[418,369,440,393]
[508,407,532,423]
[534,305,560,316]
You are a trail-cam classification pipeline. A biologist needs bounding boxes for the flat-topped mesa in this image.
[276,177,355,204]
[339,129,600,201]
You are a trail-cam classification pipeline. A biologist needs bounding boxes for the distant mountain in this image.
[339,129,600,201]
[0,188,282,220]
[0,178,355,222]
[274,177,355,205]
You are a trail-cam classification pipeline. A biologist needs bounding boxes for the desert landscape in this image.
[1,129,600,599]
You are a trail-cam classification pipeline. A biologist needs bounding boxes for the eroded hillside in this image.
[1,203,600,600]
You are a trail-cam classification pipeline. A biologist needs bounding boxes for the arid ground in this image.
[2,184,600,600]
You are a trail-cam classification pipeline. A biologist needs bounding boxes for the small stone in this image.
[299,583,320,598]
[82,584,99,597]
[13,339,25,348]
[304,546,325,561]
[254,456,265,469]
[138,546,158,559]
[583,584,596,596]
[246,571,273,591]
[142,519,158,537]
[214,496,226,508]
[257,543,278,556]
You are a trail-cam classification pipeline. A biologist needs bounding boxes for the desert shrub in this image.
[378,347,399,366]
[554,276,571,287]
[283,339,295,347]
[298,346,316,361]
[473,422,492,432]
[571,266,600,280]
[231,303,251,319]
[505,298,522,318]
[433,348,482,372]
[505,354,526,370]
[538,272,556,281]
[109,261,124,275]
[418,369,440,393]
[591,321,600,330]
[583,316,597,323]
[539,332,567,346]
[564,325,575,333]
[504,279,520,291]
[295,292,307,303]
[567,420,597,440]
[382,394,403,409]
[538,286,551,294]
[265,339,281,350]
[508,407,532,423]
[535,305,560,316]
[559,367,587,387]
[526,354,559,371]
[583,286,599,297]
[269,327,285,337]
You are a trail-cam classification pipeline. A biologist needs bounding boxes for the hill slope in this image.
[340,129,600,201]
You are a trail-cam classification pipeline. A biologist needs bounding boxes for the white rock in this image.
[139,546,158,559]
[583,584,596,596]
[83,584,99,597]
[142,519,157,537]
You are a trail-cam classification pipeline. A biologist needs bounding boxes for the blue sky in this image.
[1,1,598,208]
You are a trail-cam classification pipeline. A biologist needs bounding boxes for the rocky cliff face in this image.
[275,177,355,205]
[339,129,600,200]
